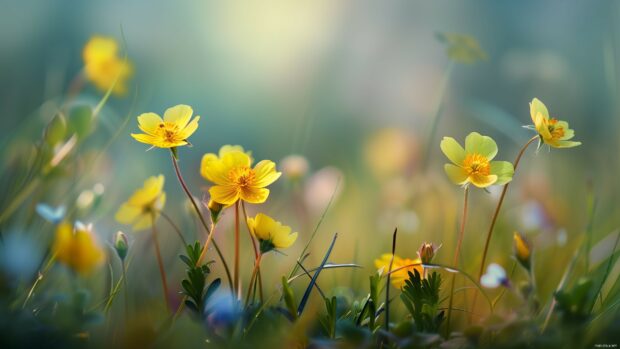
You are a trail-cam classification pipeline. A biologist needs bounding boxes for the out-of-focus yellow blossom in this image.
[131,105,200,148]
[115,175,166,231]
[374,254,424,289]
[440,132,514,188]
[436,32,488,64]
[513,232,532,270]
[247,213,297,253]
[82,36,133,95]
[53,221,105,275]
[529,98,581,148]
[200,150,281,205]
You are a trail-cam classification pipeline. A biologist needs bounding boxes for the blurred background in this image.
[1,0,620,333]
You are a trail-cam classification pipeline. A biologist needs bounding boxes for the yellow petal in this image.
[163,104,193,128]
[131,133,159,146]
[469,173,498,188]
[221,151,252,170]
[490,161,514,185]
[444,164,468,185]
[209,185,240,205]
[177,116,200,140]
[252,160,281,187]
[530,98,549,123]
[464,132,498,159]
[132,213,154,231]
[534,113,551,140]
[137,113,163,135]
[200,153,227,184]
[240,187,269,204]
[440,137,465,164]
[115,203,141,225]
[273,231,297,249]
[552,140,582,148]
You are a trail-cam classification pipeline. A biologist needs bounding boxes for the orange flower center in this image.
[547,118,565,140]
[157,122,180,142]
[462,153,490,176]
[229,166,256,188]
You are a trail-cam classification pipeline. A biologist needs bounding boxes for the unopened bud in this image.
[44,114,67,147]
[417,242,438,264]
[513,232,531,270]
[114,231,128,260]
[208,199,224,223]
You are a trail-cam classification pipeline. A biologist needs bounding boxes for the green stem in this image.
[234,201,240,298]
[446,186,469,336]
[422,61,454,171]
[0,178,41,225]
[151,214,170,312]
[471,136,537,316]
[241,202,263,303]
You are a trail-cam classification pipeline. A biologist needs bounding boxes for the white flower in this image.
[480,263,509,288]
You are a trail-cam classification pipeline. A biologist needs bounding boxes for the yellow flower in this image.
[513,232,532,270]
[200,149,281,205]
[115,175,166,231]
[440,132,514,188]
[131,105,200,148]
[53,221,105,275]
[529,98,581,148]
[247,213,298,253]
[436,32,488,64]
[82,36,133,95]
[374,254,423,289]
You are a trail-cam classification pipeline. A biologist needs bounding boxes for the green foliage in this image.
[400,270,444,333]
[179,241,220,316]
[319,296,338,339]
[281,276,297,320]
[555,278,596,324]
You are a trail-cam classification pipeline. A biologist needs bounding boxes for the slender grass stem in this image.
[159,211,188,247]
[151,214,170,312]
[385,228,398,332]
[241,202,263,302]
[234,201,240,299]
[422,61,455,171]
[446,186,469,336]
[169,150,232,289]
[471,136,537,316]
[22,250,57,308]
[245,254,262,306]
[122,259,129,320]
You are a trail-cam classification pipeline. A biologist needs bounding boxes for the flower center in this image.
[157,122,180,142]
[462,153,490,176]
[229,166,256,188]
[547,118,565,140]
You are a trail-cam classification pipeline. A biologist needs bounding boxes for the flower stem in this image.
[151,214,170,312]
[245,253,263,306]
[241,202,263,302]
[122,259,129,321]
[169,150,232,290]
[159,211,188,247]
[470,136,538,316]
[446,185,469,336]
[234,201,240,298]
[22,250,57,308]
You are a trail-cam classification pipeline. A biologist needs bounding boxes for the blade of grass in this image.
[288,177,340,279]
[297,233,338,316]
[385,228,398,331]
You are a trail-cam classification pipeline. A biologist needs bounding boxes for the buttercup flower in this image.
[441,132,514,188]
[115,175,166,231]
[200,145,253,175]
[436,32,488,64]
[200,149,281,205]
[513,232,532,270]
[247,213,297,253]
[131,105,200,148]
[53,221,105,275]
[374,254,423,289]
[83,36,133,95]
[528,98,581,148]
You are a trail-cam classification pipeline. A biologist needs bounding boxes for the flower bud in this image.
[417,242,438,264]
[207,199,224,223]
[513,232,531,270]
[114,231,128,260]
